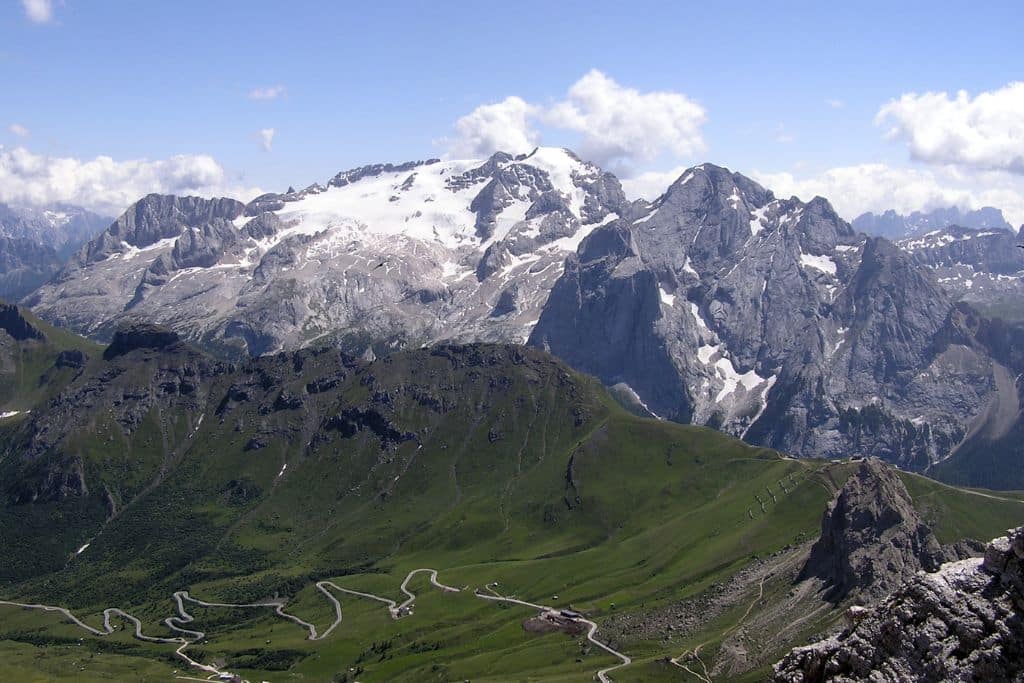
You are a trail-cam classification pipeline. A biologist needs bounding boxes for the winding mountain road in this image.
[475,585,631,682]
[1,568,629,682]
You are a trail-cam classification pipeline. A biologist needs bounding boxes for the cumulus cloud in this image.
[8,123,29,138]
[259,128,275,152]
[825,98,844,109]
[877,82,1024,174]
[446,70,706,174]
[545,70,706,170]
[447,96,539,158]
[619,165,688,201]
[0,146,261,216]
[752,163,1024,226]
[248,85,286,101]
[22,0,53,23]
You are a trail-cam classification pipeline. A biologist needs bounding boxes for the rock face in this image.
[799,459,946,603]
[530,164,1009,473]
[773,526,1024,682]
[853,206,1011,239]
[103,322,182,360]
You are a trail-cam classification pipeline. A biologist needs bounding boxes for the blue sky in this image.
[1,0,1023,222]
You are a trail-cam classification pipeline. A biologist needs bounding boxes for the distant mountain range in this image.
[852,206,1014,239]
[0,202,111,301]
[18,148,1024,486]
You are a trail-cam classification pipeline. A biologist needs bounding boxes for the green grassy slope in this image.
[0,319,1021,681]
[900,471,1024,543]
[0,303,100,411]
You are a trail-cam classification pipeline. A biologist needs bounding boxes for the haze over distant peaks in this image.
[852,205,1012,239]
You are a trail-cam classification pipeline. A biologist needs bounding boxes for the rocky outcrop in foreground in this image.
[773,526,1024,682]
[799,458,946,602]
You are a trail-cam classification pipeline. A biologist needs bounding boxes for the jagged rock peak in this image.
[80,194,246,266]
[327,158,441,188]
[103,322,182,359]
[0,302,45,341]
[658,162,775,210]
[799,458,946,602]
[773,526,1024,682]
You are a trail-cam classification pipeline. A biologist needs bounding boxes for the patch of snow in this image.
[714,357,769,403]
[697,344,718,365]
[499,252,543,279]
[781,208,804,225]
[835,244,859,253]
[749,205,769,238]
[690,303,712,337]
[0,410,25,419]
[683,257,698,277]
[111,236,179,261]
[659,287,676,307]
[633,208,659,225]
[727,187,741,209]
[547,212,618,253]
[487,199,531,245]
[277,463,288,478]
[520,147,590,217]
[75,543,90,555]
[799,252,837,275]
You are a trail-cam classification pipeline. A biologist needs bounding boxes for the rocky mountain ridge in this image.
[28,148,630,356]
[798,459,948,603]
[773,525,1024,682]
[530,164,1019,474]
[22,150,1023,481]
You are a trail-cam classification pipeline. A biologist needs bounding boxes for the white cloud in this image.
[753,163,1024,226]
[22,0,53,23]
[248,85,286,101]
[876,82,1024,174]
[447,96,539,158]
[545,70,706,170]
[259,128,275,152]
[446,70,706,173]
[8,123,29,138]
[619,165,688,201]
[0,146,261,216]
[825,98,844,109]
